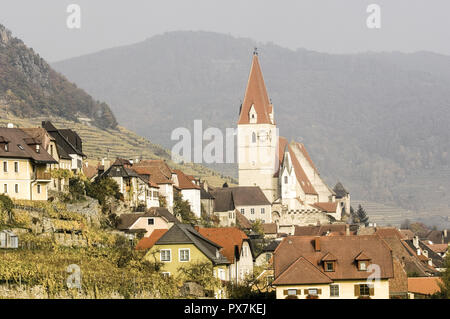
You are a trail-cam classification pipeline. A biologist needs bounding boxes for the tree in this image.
[434,254,450,299]
[177,261,222,293]
[173,190,197,225]
[356,205,369,226]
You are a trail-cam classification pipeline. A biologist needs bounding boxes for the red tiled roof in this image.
[135,229,168,250]
[408,277,442,295]
[198,227,249,263]
[312,202,338,213]
[238,54,272,125]
[294,142,318,173]
[236,210,252,229]
[173,169,200,190]
[427,243,448,254]
[273,256,333,285]
[273,235,394,284]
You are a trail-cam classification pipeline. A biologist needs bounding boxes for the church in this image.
[237,51,350,228]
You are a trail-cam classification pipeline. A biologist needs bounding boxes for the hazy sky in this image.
[1,0,449,62]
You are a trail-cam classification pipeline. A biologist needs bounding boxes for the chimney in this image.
[413,236,419,249]
[423,250,428,258]
[346,224,350,236]
[314,237,321,252]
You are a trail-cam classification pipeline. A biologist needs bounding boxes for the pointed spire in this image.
[237,51,273,125]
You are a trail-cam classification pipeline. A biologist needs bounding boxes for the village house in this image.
[98,159,160,209]
[255,239,281,267]
[272,235,394,299]
[172,169,201,218]
[210,186,272,226]
[236,52,349,228]
[143,223,230,298]
[133,160,175,212]
[197,227,254,284]
[408,277,443,299]
[41,121,85,173]
[0,126,57,201]
[117,207,179,238]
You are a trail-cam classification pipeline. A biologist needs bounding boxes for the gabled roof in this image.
[404,239,445,268]
[286,144,318,195]
[173,169,200,190]
[132,165,173,185]
[273,235,394,283]
[197,227,250,263]
[156,224,230,265]
[408,277,442,296]
[273,256,333,286]
[321,252,337,261]
[0,128,57,164]
[427,243,448,254]
[42,121,85,158]
[136,229,168,250]
[294,224,350,237]
[210,186,270,211]
[237,54,273,125]
[117,207,179,230]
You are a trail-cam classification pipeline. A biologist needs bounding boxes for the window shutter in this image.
[354,285,360,296]
[304,289,308,295]
[317,289,322,295]
[283,289,288,296]
[369,287,375,296]
[295,289,300,295]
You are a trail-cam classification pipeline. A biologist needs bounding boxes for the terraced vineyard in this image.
[0,112,236,187]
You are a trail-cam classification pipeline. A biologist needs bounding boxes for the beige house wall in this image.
[275,279,390,299]
[130,216,172,237]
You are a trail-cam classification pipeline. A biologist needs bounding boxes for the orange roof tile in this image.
[427,243,448,254]
[135,229,168,250]
[173,169,200,190]
[408,277,442,295]
[312,202,338,213]
[238,54,272,125]
[197,227,249,263]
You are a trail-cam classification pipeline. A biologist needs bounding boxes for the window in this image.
[308,288,318,296]
[147,218,154,225]
[287,289,297,296]
[252,132,256,143]
[240,208,245,214]
[160,249,171,262]
[3,162,7,173]
[261,208,265,214]
[359,284,371,297]
[325,262,335,272]
[50,145,53,156]
[161,272,170,278]
[14,162,18,173]
[330,284,339,297]
[14,184,19,193]
[251,208,255,214]
[284,176,288,184]
[358,261,367,271]
[4,144,8,152]
[3,184,7,193]
[37,184,41,194]
[179,249,190,262]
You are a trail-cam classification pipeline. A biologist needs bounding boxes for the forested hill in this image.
[0,24,117,129]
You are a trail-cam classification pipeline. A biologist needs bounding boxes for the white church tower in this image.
[237,51,278,203]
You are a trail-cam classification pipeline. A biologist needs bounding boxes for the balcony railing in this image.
[33,171,52,181]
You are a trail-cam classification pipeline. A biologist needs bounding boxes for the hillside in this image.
[0,24,117,129]
[52,31,450,218]
[0,111,234,187]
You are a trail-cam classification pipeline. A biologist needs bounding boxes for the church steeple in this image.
[237,51,273,125]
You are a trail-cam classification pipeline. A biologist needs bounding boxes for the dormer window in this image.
[358,261,367,271]
[36,145,40,153]
[4,144,8,152]
[325,261,335,272]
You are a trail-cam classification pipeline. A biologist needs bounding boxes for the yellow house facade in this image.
[0,127,57,201]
